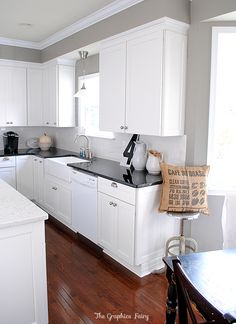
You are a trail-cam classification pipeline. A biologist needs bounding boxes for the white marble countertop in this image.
[0,179,48,229]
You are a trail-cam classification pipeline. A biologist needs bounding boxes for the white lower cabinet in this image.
[33,157,44,205]
[98,193,135,265]
[0,167,16,188]
[98,177,179,277]
[16,155,34,199]
[0,156,16,188]
[0,220,48,324]
[44,175,71,226]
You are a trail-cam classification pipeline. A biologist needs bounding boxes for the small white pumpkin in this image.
[39,133,52,151]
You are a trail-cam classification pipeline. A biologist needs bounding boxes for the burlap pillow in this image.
[159,163,210,215]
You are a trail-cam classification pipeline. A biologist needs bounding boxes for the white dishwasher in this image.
[70,169,98,244]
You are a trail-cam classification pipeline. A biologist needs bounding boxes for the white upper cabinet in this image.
[99,18,188,136]
[126,30,163,135]
[0,61,27,126]
[27,65,44,126]
[42,63,57,127]
[99,42,126,132]
[43,60,75,127]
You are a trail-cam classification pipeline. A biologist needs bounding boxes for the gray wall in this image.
[0,44,41,62]
[41,0,190,62]
[186,0,236,165]
[186,0,236,252]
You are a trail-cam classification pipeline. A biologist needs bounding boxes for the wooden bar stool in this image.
[165,212,199,256]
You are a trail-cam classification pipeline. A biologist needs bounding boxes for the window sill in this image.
[208,187,236,196]
[85,132,115,140]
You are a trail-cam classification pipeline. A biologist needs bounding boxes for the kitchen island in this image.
[0,179,48,324]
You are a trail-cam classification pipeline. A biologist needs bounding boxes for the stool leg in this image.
[186,237,198,252]
[179,235,186,254]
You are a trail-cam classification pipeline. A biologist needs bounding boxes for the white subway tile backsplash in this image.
[0,127,186,165]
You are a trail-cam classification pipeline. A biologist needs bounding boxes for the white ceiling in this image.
[0,0,118,42]
[203,11,236,22]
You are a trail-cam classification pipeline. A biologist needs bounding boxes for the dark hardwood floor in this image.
[46,221,168,323]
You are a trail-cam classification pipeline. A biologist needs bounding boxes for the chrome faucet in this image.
[74,134,92,159]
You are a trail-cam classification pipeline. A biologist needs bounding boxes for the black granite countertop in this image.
[0,147,163,188]
[0,147,78,158]
[68,158,162,188]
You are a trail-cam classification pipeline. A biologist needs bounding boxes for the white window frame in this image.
[78,73,114,139]
[208,27,236,192]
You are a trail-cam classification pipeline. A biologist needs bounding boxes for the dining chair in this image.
[173,258,236,324]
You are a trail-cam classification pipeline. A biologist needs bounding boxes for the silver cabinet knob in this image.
[10,122,13,124]
[46,122,49,125]
[124,126,128,130]
[6,122,10,124]
[52,186,57,190]
[54,122,56,125]
[109,201,113,205]
[120,126,124,129]
[113,203,117,207]
[111,182,118,188]
[34,158,37,161]
[39,161,42,163]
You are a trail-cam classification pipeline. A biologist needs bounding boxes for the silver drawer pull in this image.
[113,203,117,207]
[52,186,57,190]
[111,182,118,188]
[2,157,10,161]
[34,158,37,161]
[109,201,113,205]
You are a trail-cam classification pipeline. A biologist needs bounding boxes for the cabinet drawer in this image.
[98,177,135,205]
[0,156,15,167]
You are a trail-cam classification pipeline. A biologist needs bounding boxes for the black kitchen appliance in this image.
[3,131,19,154]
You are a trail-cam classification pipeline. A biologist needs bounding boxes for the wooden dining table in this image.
[163,249,236,324]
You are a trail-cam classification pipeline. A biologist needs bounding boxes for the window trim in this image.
[78,72,114,139]
[208,27,236,192]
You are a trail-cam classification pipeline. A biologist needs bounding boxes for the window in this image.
[78,73,114,139]
[208,27,236,190]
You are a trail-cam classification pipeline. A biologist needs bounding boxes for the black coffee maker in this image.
[3,131,19,154]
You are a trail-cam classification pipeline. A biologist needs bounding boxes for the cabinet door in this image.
[57,184,71,225]
[28,66,43,126]
[0,167,16,188]
[44,176,71,225]
[98,192,135,265]
[33,157,44,205]
[43,65,57,127]
[99,42,126,132]
[161,31,187,136]
[0,66,8,125]
[16,156,34,199]
[126,30,163,136]
[7,66,27,126]
[116,199,135,265]
[58,65,75,127]
[98,192,116,253]
[44,177,58,214]
[0,65,27,126]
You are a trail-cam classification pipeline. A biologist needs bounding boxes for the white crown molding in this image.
[0,37,42,50]
[0,0,144,51]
